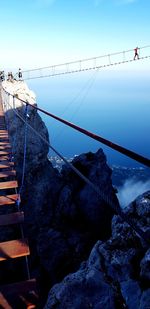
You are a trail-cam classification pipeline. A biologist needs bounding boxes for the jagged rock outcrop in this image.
[2,80,118,306]
[44,191,150,309]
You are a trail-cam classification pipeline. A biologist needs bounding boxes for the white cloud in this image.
[117,178,150,208]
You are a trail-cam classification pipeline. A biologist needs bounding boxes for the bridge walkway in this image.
[0,94,38,308]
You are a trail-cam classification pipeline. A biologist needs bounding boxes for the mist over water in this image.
[117,178,150,208]
[28,69,150,168]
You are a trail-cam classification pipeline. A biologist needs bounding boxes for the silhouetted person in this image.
[134,47,139,60]
[7,72,13,81]
[18,68,22,80]
[0,71,4,81]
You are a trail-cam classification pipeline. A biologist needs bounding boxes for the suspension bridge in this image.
[0,45,150,307]
[16,45,150,80]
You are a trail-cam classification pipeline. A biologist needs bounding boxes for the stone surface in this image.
[44,191,150,308]
[1,80,118,307]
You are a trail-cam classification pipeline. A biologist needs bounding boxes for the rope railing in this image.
[2,87,150,168]
[1,87,150,246]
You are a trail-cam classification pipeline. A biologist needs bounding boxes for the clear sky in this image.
[1,0,150,71]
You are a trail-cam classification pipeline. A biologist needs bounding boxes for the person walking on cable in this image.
[134,47,139,60]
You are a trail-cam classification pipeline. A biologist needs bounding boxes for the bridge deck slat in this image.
[0,156,11,161]
[0,170,16,178]
[0,279,37,308]
[0,194,19,205]
[0,239,30,261]
[0,161,14,168]
[0,143,11,146]
[0,149,11,156]
[0,181,18,190]
[0,146,11,150]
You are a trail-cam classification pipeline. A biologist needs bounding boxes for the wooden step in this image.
[0,142,11,146]
[0,151,11,155]
[0,130,8,133]
[0,239,30,261]
[0,145,11,150]
[0,170,16,178]
[0,156,11,161]
[0,212,24,226]
[0,279,38,308]
[0,134,9,142]
[0,180,18,190]
[0,194,20,206]
[0,134,9,138]
[0,161,14,169]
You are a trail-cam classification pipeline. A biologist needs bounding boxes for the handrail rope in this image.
[17,103,28,200]
[23,55,150,80]
[3,94,150,246]
[11,96,17,157]
[21,45,150,74]
[2,87,150,168]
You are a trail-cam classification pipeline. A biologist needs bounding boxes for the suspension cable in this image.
[2,87,150,168]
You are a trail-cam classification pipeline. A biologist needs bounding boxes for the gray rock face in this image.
[35,149,116,301]
[44,242,117,309]
[44,191,150,309]
[2,81,118,306]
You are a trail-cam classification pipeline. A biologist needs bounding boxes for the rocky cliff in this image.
[2,80,150,309]
[2,80,118,307]
[44,191,150,309]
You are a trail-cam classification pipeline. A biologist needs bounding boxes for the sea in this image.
[28,69,150,169]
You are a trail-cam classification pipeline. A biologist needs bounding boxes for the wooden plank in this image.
[0,239,30,261]
[0,130,8,133]
[0,293,12,309]
[0,212,24,226]
[0,279,37,308]
[0,161,14,169]
[0,151,11,155]
[0,181,18,190]
[0,156,10,161]
[0,194,20,206]
[0,170,16,178]
[0,147,11,150]
[0,142,11,146]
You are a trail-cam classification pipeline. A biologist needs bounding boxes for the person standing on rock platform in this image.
[18,68,22,80]
[0,71,5,81]
[7,72,14,81]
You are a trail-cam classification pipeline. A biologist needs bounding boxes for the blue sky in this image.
[1,0,150,70]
